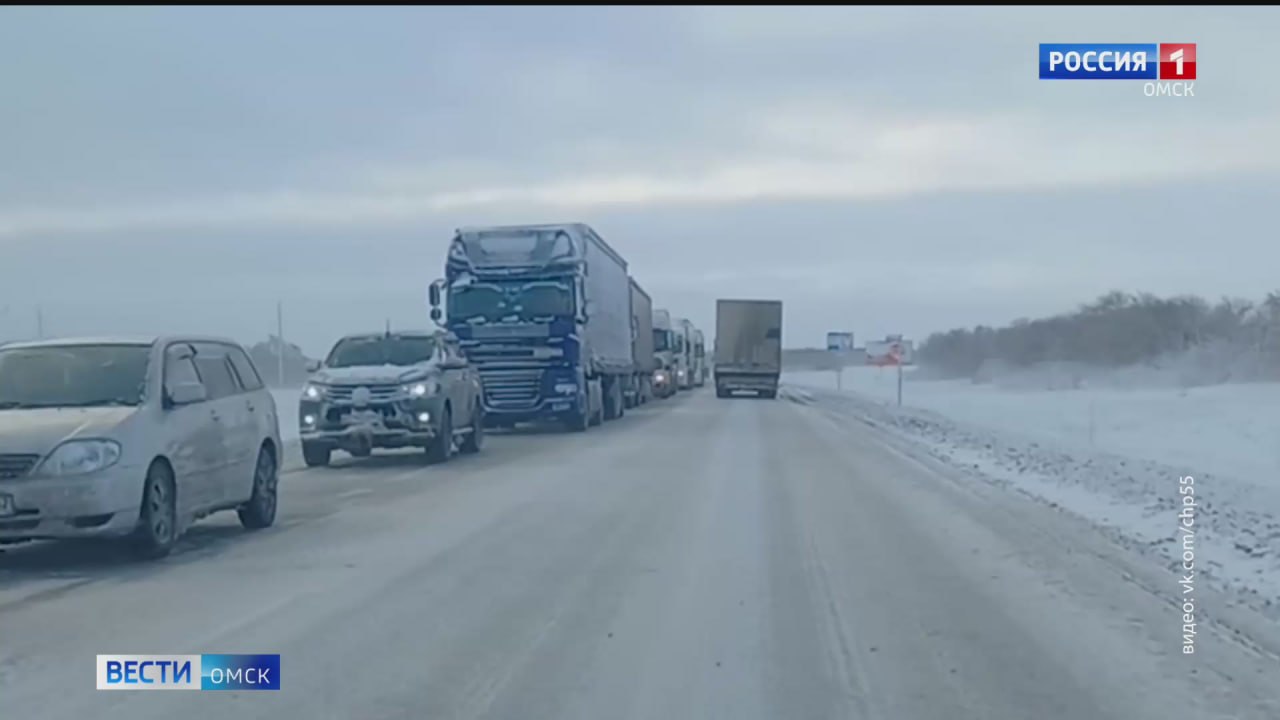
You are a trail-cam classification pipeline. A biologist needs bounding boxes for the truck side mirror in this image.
[430,307,443,323]
[428,281,442,308]
[581,301,593,320]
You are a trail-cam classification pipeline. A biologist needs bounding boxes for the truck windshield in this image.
[653,329,670,351]
[449,281,574,322]
[326,336,437,367]
[0,344,150,408]
[449,285,508,322]
[519,283,574,318]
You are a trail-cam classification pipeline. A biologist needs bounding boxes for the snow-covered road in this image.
[4,390,1278,718]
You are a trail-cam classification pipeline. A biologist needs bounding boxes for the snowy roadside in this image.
[781,380,1280,623]
[270,388,302,444]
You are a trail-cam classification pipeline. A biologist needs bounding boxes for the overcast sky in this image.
[1,6,1276,356]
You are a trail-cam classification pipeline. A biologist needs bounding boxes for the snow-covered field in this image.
[784,367,1280,620]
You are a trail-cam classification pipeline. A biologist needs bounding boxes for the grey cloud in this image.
[0,7,1275,354]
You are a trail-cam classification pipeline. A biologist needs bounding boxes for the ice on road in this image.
[1,391,1277,720]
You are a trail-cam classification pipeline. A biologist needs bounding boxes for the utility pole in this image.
[896,360,903,407]
[276,301,285,386]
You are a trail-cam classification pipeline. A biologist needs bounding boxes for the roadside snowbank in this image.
[783,369,1280,620]
[787,367,1280,492]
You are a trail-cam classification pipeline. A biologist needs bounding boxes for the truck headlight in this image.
[406,380,440,398]
[38,440,122,476]
[654,370,667,383]
[553,383,578,394]
[303,384,325,400]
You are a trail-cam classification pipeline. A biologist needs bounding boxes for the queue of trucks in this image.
[423,222,714,432]
[296,220,783,462]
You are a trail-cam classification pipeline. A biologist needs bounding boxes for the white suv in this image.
[0,336,282,559]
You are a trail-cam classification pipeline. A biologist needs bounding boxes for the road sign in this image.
[826,331,854,352]
[866,338,913,366]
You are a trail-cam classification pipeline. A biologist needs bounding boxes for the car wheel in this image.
[238,446,278,530]
[130,461,177,560]
[459,404,484,454]
[302,442,331,467]
[426,406,453,463]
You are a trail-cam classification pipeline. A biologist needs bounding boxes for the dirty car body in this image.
[0,335,282,554]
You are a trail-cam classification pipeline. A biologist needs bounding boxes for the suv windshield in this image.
[326,336,437,368]
[0,344,151,408]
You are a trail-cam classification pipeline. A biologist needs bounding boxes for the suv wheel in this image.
[460,405,484,454]
[426,407,453,463]
[130,461,177,560]
[302,442,331,467]
[238,446,278,530]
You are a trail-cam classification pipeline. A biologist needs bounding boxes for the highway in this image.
[1,388,1277,720]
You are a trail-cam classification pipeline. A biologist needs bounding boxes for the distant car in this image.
[298,330,484,467]
[0,336,282,558]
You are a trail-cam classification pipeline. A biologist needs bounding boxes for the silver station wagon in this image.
[0,336,282,558]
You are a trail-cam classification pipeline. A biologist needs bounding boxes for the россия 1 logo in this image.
[1039,43,1196,97]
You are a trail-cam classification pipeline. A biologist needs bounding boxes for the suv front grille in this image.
[325,383,401,405]
[480,368,543,410]
[0,454,40,479]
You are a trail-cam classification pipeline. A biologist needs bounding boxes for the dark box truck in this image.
[714,299,783,399]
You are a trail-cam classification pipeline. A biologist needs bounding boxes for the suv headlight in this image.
[406,380,440,398]
[38,440,122,476]
[302,384,325,401]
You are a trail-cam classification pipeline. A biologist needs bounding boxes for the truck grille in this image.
[480,368,543,410]
[0,454,40,479]
[325,383,401,405]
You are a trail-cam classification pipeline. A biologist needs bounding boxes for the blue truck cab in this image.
[428,223,635,432]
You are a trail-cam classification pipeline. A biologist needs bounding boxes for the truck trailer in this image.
[714,299,783,399]
[627,277,656,407]
[429,223,633,431]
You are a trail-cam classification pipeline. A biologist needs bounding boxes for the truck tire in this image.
[613,379,625,419]
[565,394,590,433]
[717,387,730,399]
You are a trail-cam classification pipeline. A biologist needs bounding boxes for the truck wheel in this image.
[426,407,453,464]
[302,442,331,467]
[717,387,730,399]
[565,401,590,432]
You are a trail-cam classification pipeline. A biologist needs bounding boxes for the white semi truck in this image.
[651,308,679,398]
[674,317,696,390]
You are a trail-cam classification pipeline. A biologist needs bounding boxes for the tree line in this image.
[917,290,1280,382]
